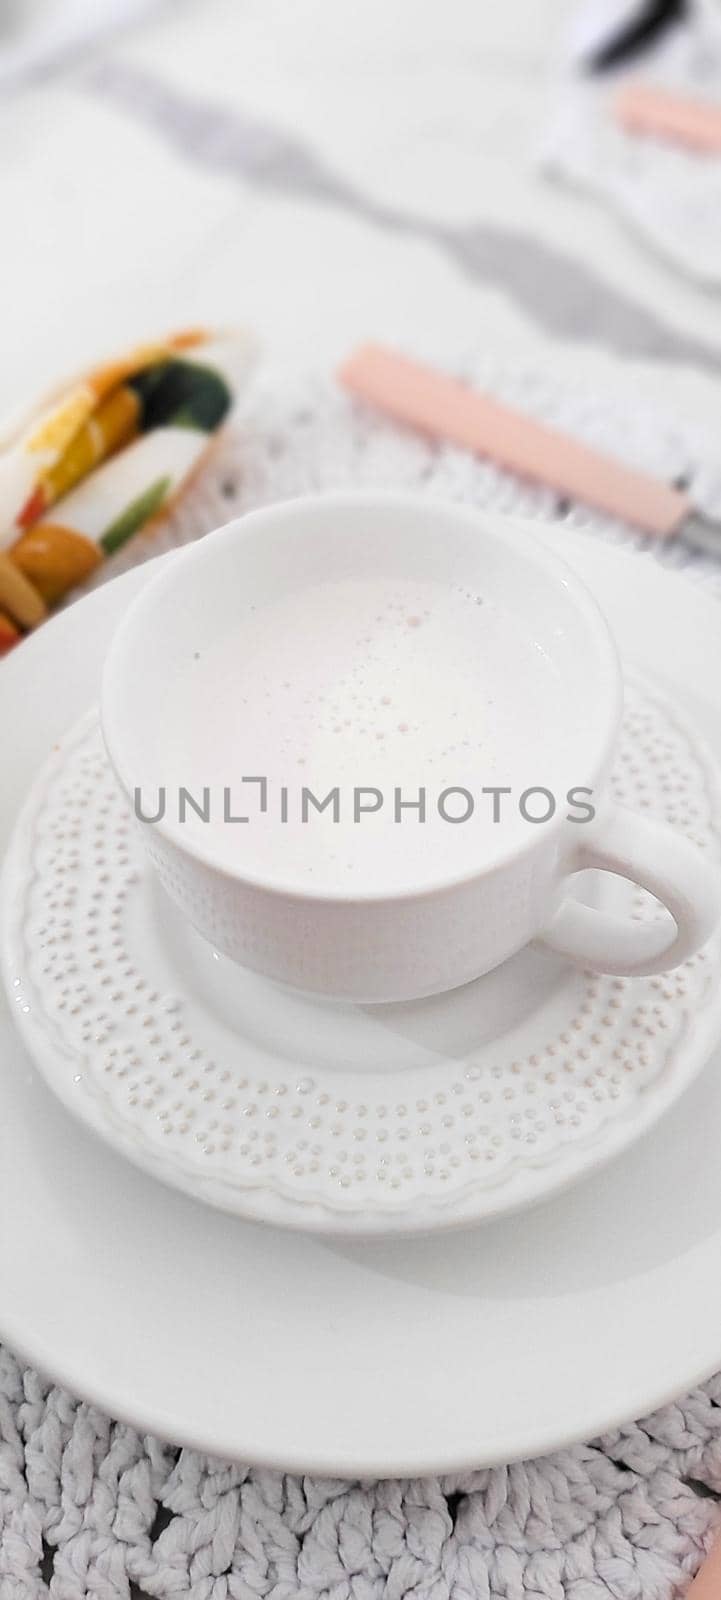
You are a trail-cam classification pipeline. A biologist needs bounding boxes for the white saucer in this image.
[4,681,721,1233]
[3,530,721,1476]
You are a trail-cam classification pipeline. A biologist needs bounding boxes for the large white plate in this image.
[2,529,721,1476]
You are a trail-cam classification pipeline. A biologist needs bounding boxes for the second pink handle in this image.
[616,81,721,153]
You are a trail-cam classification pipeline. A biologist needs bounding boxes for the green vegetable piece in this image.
[129,358,232,434]
[128,361,172,416]
[100,475,172,555]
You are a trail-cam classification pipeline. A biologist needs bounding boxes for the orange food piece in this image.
[43,385,140,507]
[0,611,20,655]
[170,327,207,350]
[27,386,93,457]
[87,342,168,401]
[0,551,46,628]
[11,524,102,606]
[17,485,49,530]
[87,332,206,399]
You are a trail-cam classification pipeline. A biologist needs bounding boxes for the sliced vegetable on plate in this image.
[0,327,256,651]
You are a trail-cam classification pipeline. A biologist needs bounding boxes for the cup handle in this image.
[537,803,721,976]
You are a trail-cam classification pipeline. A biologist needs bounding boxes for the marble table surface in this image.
[1,0,720,444]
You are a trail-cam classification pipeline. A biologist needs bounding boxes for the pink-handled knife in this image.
[338,343,720,555]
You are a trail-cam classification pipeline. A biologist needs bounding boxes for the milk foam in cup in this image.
[102,491,721,1002]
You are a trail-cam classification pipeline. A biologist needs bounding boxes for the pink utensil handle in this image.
[687,1535,721,1598]
[616,81,721,152]
[339,344,691,539]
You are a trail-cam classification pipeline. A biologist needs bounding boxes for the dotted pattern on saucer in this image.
[6,678,721,1221]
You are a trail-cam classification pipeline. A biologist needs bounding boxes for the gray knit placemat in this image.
[3,360,721,1598]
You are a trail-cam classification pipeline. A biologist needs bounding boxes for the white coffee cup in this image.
[101,491,721,1002]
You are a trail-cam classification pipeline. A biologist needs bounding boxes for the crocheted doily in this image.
[3,357,721,1596]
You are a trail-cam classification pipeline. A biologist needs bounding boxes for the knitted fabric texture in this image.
[3,359,721,1598]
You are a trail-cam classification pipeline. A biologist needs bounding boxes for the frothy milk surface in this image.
[152,577,574,892]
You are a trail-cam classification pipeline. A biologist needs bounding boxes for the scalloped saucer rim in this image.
[3,670,721,1234]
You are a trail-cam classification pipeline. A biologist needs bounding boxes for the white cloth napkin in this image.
[541,0,721,286]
